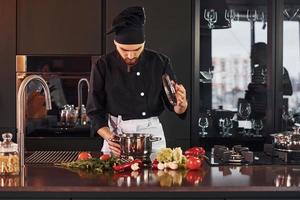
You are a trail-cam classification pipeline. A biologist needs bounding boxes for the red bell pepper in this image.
[113,159,142,171]
[184,147,206,157]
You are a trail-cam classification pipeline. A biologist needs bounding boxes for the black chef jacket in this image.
[87,48,185,133]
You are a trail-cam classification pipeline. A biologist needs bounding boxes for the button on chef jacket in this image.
[87,49,186,133]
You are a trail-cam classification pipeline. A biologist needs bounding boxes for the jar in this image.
[0,133,19,175]
[80,104,89,125]
[66,105,76,126]
[60,105,69,126]
[76,104,89,125]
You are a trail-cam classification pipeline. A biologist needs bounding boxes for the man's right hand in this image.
[106,136,121,157]
[98,126,121,157]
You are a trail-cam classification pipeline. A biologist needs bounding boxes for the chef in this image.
[86,6,188,156]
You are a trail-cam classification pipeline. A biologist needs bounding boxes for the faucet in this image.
[77,78,90,125]
[17,75,52,168]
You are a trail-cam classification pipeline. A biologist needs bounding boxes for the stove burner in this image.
[263,143,300,164]
[213,145,254,164]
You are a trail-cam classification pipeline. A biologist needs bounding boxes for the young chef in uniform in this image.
[87,6,188,156]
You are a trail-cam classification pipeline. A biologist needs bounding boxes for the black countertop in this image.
[0,164,299,199]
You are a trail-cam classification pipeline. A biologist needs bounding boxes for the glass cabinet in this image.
[192,0,300,147]
[282,0,300,131]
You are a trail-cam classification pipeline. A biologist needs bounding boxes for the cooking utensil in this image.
[162,74,177,106]
[111,133,161,161]
[271,131,300,151]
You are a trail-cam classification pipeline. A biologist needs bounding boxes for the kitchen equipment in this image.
[208,143,300,166]
[111,133,161,164]
[0,133,20,175]
[212,145,254,165]
[25,151,79,165]
[162,74,177,106]
[271,131,300,151]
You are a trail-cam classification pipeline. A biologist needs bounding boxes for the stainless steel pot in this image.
[271,131,300,151]
[112,133,161,158]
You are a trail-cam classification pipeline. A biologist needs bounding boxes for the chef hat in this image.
[107,6,146,44]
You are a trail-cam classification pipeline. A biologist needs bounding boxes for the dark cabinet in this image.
[105,0,192,149]
[17,0,102,55]
[0,0,16,131]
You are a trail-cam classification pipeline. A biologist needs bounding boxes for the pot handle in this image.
[149,136,162,142]
[108,134,121,143]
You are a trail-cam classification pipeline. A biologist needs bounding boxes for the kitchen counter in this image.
[0,164,299,199]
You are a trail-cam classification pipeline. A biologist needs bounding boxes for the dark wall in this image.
[0,0,16,133]
[106,0,192,149]
[17,0,102,55]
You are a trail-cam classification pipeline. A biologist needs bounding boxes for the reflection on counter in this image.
[0,176,20,187]
[274,167,300,187]
[66,167,208,187]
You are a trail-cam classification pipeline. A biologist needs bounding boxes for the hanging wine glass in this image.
[204,9,217,29]
[247,10,258,22]
[283,8,300,20]
[233,11,240,21]
[198,117,209,137]
[225,9,236,27]
[260,11,267,30]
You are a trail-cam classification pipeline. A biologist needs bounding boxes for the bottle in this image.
[60,105,69,126]
[0,133,20,175]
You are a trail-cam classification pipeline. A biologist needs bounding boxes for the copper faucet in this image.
[77,78,90,124]
[17,75,52,168]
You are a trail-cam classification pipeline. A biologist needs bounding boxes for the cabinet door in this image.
[0,0,16,130]
[17,0,102,55]
[106,0,192,149]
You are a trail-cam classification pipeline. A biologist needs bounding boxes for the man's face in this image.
[114,40,145,66]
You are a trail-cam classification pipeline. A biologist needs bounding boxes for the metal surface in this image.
[191,0,200,146]
[25,151,79,164]
[112,134,161,161]
[271,131,300,151]
[17,75,52,169]
[77,78,90,125]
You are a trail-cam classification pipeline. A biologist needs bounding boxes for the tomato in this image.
[185,170,203,185]
[77,152,92,161]
[186,156,202,170]
[100,154,110,161]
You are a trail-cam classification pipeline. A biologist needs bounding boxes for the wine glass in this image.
[247,9,258,22]
[198,117,209,137]
[225,9,236,27]
[238,102,251,120]
[238,102,251,135]
[204,9,217,29]
[252,119,263,137]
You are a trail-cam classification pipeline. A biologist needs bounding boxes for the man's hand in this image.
[106,136,121,157]
[173,83,188,114]
[98,127,121,157]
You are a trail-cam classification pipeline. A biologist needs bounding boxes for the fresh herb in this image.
[57,157,121,174]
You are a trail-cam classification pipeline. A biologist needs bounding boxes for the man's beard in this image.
[124,58,138,66]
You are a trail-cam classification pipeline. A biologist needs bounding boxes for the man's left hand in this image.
[173,83,188,114]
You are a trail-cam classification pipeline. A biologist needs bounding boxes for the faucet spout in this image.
[17,75,52,168]
[77,78,90,124]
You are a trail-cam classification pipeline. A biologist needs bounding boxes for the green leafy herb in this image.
[57,157,121,174]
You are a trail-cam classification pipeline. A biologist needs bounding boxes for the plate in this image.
[162,74,177,106]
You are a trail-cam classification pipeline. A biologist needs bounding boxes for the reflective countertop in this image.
[0,164,299,192]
